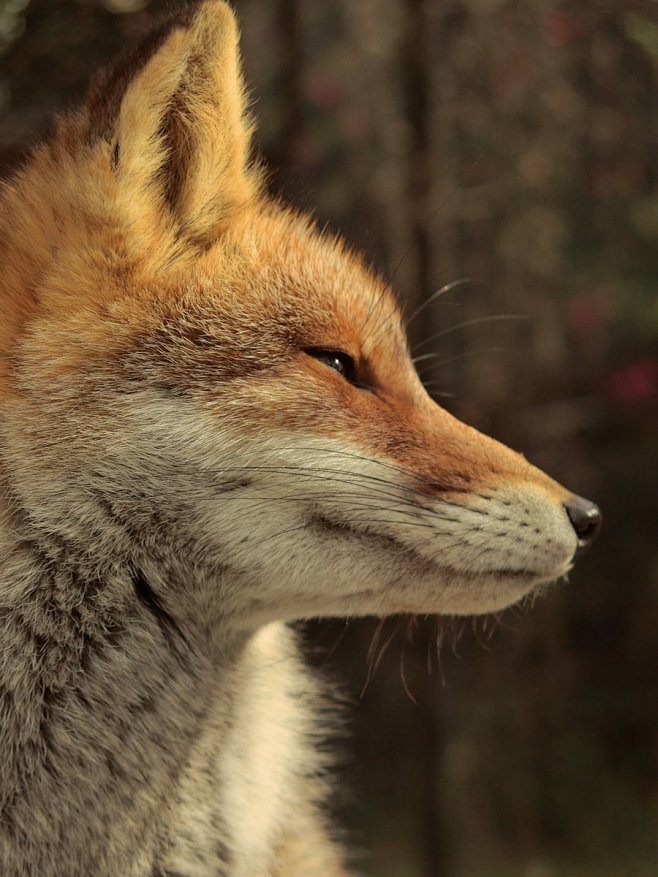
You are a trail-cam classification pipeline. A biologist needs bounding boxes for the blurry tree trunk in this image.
[402,0,431,307]
[339,0,412,293]
[414,625,452,877]
[275,0,304,181]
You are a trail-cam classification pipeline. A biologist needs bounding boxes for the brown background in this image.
[1,1,657,875]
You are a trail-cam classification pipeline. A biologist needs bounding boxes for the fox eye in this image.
[306,349,357,384]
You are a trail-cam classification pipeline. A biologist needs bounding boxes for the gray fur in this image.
[0,473,334,876]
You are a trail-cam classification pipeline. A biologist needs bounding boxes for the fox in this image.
[0,2,601,875]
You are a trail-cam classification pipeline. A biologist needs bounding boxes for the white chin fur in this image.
[392,565,571,617]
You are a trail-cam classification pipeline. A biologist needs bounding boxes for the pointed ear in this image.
[90,1,260,247]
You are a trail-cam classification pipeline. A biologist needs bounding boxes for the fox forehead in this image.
[3,204,403,380]
[166,204,402,356]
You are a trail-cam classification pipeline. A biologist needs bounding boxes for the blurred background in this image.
[1,1,656,875]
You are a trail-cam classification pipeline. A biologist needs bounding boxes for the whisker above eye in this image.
[403,277,485,330]
[414,346,505,372]
[412,313,529,356]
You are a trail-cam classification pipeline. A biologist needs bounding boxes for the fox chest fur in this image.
[0,2,599,875]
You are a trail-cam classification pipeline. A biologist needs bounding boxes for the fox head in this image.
[0,1,599,634]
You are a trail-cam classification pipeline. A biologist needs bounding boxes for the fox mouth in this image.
[308,510,436,574]
[307,510,562,587]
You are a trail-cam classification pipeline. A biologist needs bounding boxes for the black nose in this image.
[564,495,602,554]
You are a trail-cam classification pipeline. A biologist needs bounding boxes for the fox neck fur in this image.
[0,470,340,876]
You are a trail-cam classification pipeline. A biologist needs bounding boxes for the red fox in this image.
[0,2,600,875]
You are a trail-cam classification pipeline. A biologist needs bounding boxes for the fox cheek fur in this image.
[0,3,600,875]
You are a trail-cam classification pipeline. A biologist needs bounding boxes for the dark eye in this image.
[306,349,357,384]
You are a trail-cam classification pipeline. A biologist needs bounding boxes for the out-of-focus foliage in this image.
[1,2,657,875]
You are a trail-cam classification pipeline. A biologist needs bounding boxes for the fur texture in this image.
[0,3,595,874]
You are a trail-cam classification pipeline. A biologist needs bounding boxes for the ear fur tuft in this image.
[0,2,259,379]
[92,1,260,247]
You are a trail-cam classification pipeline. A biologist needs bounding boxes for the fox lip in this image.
[308,511,436,574]
[308,511,572,587]
[431,561,571,587]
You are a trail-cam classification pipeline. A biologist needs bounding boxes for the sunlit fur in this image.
[0,2,583,875]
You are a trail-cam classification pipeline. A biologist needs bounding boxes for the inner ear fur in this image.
[88,0,260,247]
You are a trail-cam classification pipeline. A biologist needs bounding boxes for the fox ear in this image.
[90,1,259,247]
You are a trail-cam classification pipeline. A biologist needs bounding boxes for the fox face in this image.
[0,2,599,632]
